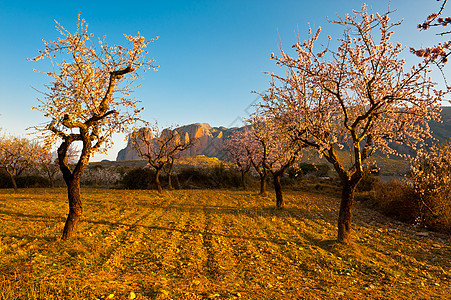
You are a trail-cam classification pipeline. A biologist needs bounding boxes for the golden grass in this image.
[0,188,449,299]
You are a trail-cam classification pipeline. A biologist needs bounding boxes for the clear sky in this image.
[0,0,449,161]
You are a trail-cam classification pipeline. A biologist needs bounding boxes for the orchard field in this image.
[0,188,450,299]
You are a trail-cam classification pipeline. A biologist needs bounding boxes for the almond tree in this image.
[29,15,157,239]
[249,112,302,208]
[225,126,270,195]
[0,135,41,191]
[129,124,196,193]
[266,6,445,243]
[223,129,253,190]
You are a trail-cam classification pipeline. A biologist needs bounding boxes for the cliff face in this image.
[116,123,240,161]
[116,109,451,161]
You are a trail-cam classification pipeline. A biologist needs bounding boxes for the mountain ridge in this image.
[116,107,451,161]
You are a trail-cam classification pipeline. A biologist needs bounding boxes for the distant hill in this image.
[116,107,451,168]
[429,106,451,143]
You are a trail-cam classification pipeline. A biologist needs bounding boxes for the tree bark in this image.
[62,179,83,240]
[9,174,18,191]
[274,174,283,208]
[167,159,174,190]
[46,168,55,188]
[168,173,173,190]
[337,179,358,243]
[155,167,163,194]
[241,170,247,190]
[259,172,268,195]
[57,136,90,240]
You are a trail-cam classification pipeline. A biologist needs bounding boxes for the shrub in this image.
[175,165,243,189]
[0,171,51,188]
[357,171,380,192]
[288,163,331,179]
[121,168,155,190]
[81,166,121,187]
[16,175,51,188]
[408,142,451,232]
[0,171,12,188]
[369,179,420,222]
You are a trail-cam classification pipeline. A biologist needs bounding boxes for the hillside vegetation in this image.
[0,188,449,299]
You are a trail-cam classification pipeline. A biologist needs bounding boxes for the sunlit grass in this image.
[0,188,449,299]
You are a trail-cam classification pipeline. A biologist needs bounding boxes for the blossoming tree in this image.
[249,112,303,207]
[29,15,158,239]
[129,123,196,193]
[223,128,254,190]
[0,134,41,191]
[265,6,445,243]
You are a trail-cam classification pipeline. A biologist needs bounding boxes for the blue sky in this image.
[0,0,449,161]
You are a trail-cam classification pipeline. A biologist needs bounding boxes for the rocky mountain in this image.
[116,123,241,161]
[116,107,451,161]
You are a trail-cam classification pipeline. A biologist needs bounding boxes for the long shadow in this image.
[0,203,332,245]
[0,209,65,222]
[131,202,329,221]
[86,218,291,245]
[0,233,57,242]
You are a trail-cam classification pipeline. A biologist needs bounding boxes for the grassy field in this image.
[0,188,449,299]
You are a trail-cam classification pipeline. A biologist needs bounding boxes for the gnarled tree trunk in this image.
[337,178,361,243]
[62,178,83,240]
[58,137,90,240]
[155,167,163,194]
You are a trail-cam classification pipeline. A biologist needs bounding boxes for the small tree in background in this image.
[0,134,41,191]
[249,112,303,208]
[223,129,253,190]
[29,15,157,239]
[129,123,196,193]
[37,145,80,188]
[225,126,270,195]
[265,6,445,243]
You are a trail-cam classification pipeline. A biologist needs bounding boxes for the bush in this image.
[408,142,451,232]
[121,164,245,190]
[288,163,331,179]
[81,166,121,187]
[0,171,51,188]
[16,175,51,188]
[0,171,12,188]
[357,172,380,192]
[175,165,243,189]
[121,168,155,190]
[369,179,420,222]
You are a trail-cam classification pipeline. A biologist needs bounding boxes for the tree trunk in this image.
[274,173,283,208]
[155,168,163,194]
[9,174,18,191]
[337,180,358,243]
[260,173,267,195]
[241,170,247,190]
[167,158,174,190]
[62,179,83,240]
[168,174,173,190]
[46,168,55,188]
